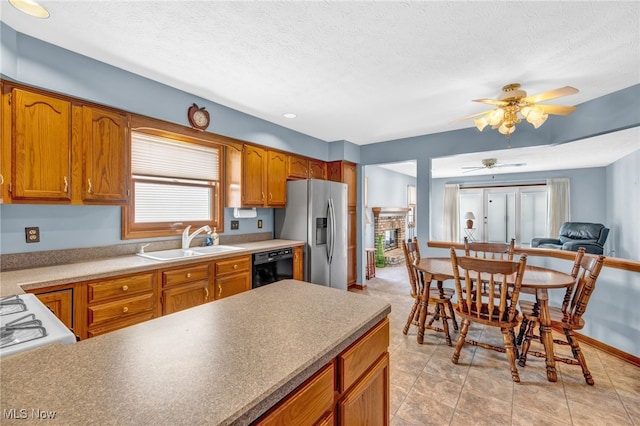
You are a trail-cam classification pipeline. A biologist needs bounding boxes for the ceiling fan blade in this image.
[521,86,579,104]
[449,110,490,124]
[535,104,576,115]
[472,98,509,106]
[462,167,484,173]
[495,163,526,168]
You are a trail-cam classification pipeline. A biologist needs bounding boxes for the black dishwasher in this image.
[252,247,294,288]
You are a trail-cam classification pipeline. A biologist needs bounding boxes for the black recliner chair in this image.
[531,222,609,255]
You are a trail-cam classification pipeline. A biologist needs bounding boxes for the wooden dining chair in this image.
[464,237,515,260]
[402,238,457,345]
[516,247,586,346]
[518,251,605,385]
[464,237,516,296]
[450,248,528,382]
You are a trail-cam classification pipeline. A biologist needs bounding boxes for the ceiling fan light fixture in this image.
[486,108,504,126]
[529,113,548,129]
[498,122,515,135]
[474,116,489,131]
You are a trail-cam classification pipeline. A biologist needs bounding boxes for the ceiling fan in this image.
[451,83,579,140]
[461,158,526,173]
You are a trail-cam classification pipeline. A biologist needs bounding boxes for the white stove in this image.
[0,294,76,358]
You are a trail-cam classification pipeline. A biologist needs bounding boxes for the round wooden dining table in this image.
[413,257,576,382]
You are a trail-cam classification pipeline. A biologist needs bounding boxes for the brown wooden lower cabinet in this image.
[253,317,390,425]
[214,255,251,300]
[161,262,212,315]
[31,287,74,331]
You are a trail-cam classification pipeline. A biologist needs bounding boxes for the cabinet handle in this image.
[122,306,129,313]
[0,174,3,185]
[261,191,265,201]
[88,179,93,194]
[233,264,238,270]
[218,283,222,297]
[122,285,128,291]
[63,176,68,193]
[204,288,209,300]
[186,273,192,278]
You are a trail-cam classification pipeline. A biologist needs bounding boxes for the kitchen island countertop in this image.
[0,279,391,425]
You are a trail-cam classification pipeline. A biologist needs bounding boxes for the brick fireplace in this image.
[372,207,410,265]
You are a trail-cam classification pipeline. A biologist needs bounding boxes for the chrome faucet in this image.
[182,225,212,249]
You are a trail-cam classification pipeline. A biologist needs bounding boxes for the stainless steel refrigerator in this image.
[274,179,348,290]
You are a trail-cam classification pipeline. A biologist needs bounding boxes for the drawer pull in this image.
[88,178,93,194]
[186,273,192,278]
[204,288,209,300]
[218,283,222,297]
[122,285,128,291]
[63,176,69,193]
[233,264,238,270]
[122,306,129,313]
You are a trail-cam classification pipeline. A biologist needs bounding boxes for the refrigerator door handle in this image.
[326,200,332,263]
[328,199,336,264]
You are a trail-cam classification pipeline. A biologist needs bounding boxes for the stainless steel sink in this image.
[136,248,206,261]
[191,245,244,254]
[136,245,244,261]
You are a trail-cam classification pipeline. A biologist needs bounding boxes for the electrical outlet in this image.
[25,227,40,243]
[258,219,263,229]
[231,220,239,230]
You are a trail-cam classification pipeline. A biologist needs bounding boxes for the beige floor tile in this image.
[449,408,511,426]
[394,392,456,425]
[455,387,513,423]
[511,406,572,426]
[567,398,633,425]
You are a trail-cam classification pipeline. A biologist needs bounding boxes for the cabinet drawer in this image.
[254,362,334,426]
[88,292,154,327]
[162,264,210,287]
[337,318,389,393]
[215,256,250,276]
[88,272,155,304]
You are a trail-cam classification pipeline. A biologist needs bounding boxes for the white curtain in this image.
[547,178,571,237]
[443,184,459,242]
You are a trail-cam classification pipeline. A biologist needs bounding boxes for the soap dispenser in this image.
[211,227,219,246]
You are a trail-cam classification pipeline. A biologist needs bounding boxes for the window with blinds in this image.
[124,130,222,238]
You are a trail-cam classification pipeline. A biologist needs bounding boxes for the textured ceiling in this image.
[1,1,638,175]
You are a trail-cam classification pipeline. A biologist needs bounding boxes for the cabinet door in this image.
[308,159,326,180]
[337,353,389,426]
[243,145,266,206]
[267,150,287,207]
[34,288,73,331]
[348,207,357,286]
[287,154,308,179]
[254,363,334,426]
[343,162,357,207]
[12,89,72,201]
[214,273,251,300]
[162,280,210,315]
[82,106,129,203]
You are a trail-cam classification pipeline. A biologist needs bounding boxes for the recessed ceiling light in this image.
[283,113,297,119]
[8,0,50,18]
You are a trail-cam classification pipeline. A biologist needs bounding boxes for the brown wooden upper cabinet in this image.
[1,83,129,205]
[226,143,286,208]
[287,154,327,180]
[9,88,72,201]
[81,106,129,203]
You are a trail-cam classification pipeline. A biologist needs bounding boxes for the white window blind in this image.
[132,132,219,181]
[131,131,219,224]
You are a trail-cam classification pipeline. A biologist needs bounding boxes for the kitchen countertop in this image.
[0,279,391,425]
[0,239,304,297]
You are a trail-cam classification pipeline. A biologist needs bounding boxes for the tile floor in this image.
[351,264,639,425]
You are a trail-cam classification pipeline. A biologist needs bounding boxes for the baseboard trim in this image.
[572,330,640,368]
